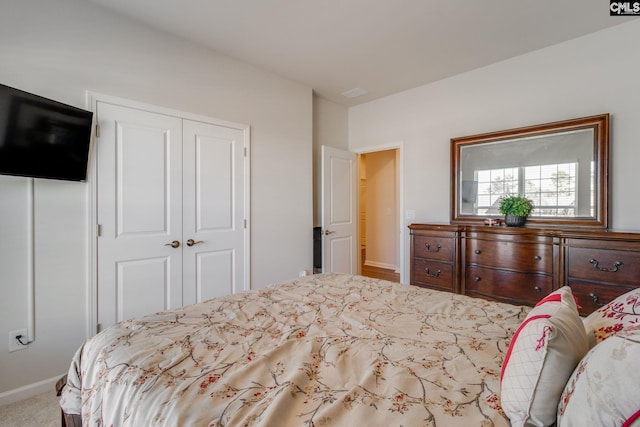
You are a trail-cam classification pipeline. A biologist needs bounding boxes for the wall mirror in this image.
[451,114,609,228]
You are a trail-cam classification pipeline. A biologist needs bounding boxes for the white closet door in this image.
[96,102,184,327]
[182,120,246,304]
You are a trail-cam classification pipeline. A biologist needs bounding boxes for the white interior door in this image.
[182,120,246,304]
[96,102,183,328]
[321,146,357,274]
[95,99,249,330]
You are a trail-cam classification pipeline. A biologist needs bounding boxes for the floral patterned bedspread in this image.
[60,273,529,426]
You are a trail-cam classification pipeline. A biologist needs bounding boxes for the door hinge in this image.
[96,224,102,237]
[95,123,100,138]
[96,323,102,334]
[244,147,247,157]
[244,219,247,229]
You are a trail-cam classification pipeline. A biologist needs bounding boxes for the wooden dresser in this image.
[409,224,462,293]
[409,224,640,315]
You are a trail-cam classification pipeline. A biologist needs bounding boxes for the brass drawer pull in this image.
[424,268,441,278]
[589,292,605,307]
[534,255,542,261]
[534,286,542,293]
[474,249,481,255]
[425,243,442,253]
[474,276,481,282]
[589,259,623,273]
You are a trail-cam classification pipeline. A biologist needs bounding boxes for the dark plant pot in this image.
[505,214,527,227]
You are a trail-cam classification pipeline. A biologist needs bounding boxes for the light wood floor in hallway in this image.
[360,248,400,282]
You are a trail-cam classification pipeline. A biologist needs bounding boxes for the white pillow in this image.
[583,287,640,348]
[557,329,640,427]
[500,286,588,427]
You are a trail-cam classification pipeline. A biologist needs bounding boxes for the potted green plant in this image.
[498,195,534,227]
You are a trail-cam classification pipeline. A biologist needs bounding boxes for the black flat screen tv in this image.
[0,83,94,181]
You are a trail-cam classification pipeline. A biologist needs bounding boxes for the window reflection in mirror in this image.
[460,129,594,217]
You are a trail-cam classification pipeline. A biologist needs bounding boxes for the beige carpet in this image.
[0,392,59,427]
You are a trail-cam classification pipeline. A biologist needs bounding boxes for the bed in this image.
[59,273,640,426]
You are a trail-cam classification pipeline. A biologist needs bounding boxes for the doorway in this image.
[358,149,400,283]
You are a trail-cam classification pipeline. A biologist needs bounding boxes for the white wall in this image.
[0,0,312,399]
[349,20,640,281]
[313,96,348,226]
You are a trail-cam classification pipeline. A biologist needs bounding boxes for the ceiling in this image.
[85,0,628,106]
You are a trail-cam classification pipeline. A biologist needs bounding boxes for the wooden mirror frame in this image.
[451,114,609,228]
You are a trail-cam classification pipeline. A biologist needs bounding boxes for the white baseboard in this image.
[364,260,397,270]
[0,375,62,406]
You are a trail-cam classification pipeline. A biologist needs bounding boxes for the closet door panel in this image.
[182,120,246,305]
[96,102,183,328]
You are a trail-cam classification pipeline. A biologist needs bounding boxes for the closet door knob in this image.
[164,240,180,248]
[186,239,204,247]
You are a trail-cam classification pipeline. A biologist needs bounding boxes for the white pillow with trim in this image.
[500,286,588,427]
[583,287,640,348]
[557,329,640,426]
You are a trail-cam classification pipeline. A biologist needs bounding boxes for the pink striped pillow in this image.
[501,287,588,427]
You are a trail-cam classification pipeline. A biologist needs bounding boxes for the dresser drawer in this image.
[413,235,454,262]
[465,266,551,306]
[412,258,454,292]
[466,239,553,274]
[566,247,640,285]
[568,279,638,316]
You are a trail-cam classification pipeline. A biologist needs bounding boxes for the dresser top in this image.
[408,223,640,242]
